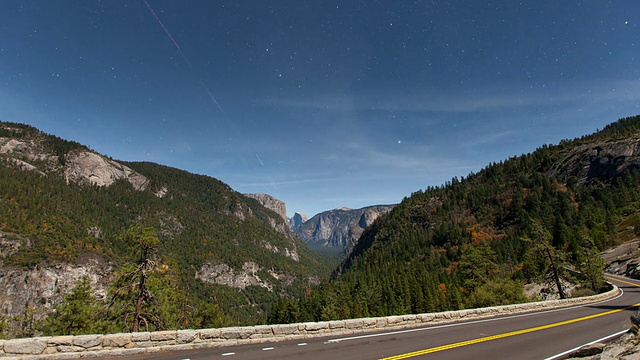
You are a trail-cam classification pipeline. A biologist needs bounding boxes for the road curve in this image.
[113,275,639,360]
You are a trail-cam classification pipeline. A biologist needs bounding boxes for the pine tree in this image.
[522,221,569,299]
[107,225,161,332]
[38,277,108,335]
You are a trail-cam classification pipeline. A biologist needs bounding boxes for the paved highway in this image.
[115,275,640,360]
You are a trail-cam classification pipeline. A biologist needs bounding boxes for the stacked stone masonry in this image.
[0,286,619,359]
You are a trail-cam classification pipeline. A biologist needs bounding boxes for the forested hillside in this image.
[0,121,331,338]
[268,115,640,323]
[293,205,395,257]
[4,116,640,338]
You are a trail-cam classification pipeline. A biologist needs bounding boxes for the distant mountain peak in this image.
[289,212,308,229]
[292,205,395,255]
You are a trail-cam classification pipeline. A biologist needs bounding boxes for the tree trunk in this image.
[545,246,565,299]
[133,258,148,332]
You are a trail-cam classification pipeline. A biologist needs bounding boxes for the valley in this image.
[2,115,640,341]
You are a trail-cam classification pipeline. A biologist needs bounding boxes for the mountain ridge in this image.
[4,115,640,337]
[0,120,331,337]
[267,114,640,324]
[293,205,395,256]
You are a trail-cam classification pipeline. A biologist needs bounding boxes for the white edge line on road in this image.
[326,288,625,344]
[262,347,274,351]
[298,343,308,346]
[221,352,235,356]
[543,329,630,360]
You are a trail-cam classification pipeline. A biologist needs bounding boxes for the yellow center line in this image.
[606,275,640,288]
[381,301,640,360]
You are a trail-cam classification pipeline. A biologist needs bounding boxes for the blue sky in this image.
[1,1,639,217]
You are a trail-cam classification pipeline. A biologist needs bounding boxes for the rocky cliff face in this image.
[244,193,287,221]
[0,121,328,334]
[64,150,149,190]
[548,138,640,184]
[289,212,308,229]
[196,262,298,291]
[234,194,300,261]
[0,130,148,191]
[603,240,640,278]
[0,137,60,174]
[0,230,111,319]
[294,205,395,255]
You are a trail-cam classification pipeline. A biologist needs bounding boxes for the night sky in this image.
[1,1,639,217]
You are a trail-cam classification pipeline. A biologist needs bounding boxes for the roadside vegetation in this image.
[268,116,640,323]
[2,116,640,337]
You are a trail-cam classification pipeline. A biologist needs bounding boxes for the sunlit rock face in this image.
[289,212,308,230]
[0,137,60,173]
[64,150,149,190]
[294,205,395,254]
[0,246,111,319]
[244,193,288,220]
[0,131,149,191]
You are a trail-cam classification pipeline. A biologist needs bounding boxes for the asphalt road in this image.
[114,275,640,360]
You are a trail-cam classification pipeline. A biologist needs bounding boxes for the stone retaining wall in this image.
[0,285,620,359]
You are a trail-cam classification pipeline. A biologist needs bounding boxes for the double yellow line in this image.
[607,275,640,288]
[382,278,638,359]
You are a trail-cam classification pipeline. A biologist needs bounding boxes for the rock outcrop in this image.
[602,240,640,278]
[195,262,300,291]
[294,205,395,254]
[196,262,273,291]
[0,134,149,191]
[0,121,328,337]
[64,150,149,190]
[0,231,30,261]
[0,252,111,319]
[289,212,308,229]
[235,195,300,261]
[0,137,60,173]
[563,331,640,360]
[548,138,640,184]
[244,193,287,221]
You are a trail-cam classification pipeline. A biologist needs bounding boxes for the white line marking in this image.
[298,343,308,346]
[222,352,235,356]
[543,330,629,360]
[326,288,624,344]
[262,347,274,351]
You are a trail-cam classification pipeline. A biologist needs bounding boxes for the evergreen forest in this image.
[0,121,332,338]
[2,115,640,338]
[267,115,640,323]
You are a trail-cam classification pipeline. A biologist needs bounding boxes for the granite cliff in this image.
[244,193,287,221]
[294,205,395,255]
[289,212,308,230]
[548,137,640,185]
[0,127,148,191]
[0,120,328,335]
